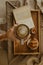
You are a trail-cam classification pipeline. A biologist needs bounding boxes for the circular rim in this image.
[16,24,29,39]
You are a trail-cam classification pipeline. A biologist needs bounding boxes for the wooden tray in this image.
[14,10,40,55]
[6,1,40,55]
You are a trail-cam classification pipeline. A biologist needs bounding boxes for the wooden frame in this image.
[14,10,40,55]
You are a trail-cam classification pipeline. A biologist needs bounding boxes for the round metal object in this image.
[16,24,29,39]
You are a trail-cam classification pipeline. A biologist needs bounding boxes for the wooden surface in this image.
[6,1,21,62]
[6,1,40,63]
[14,10,40,55]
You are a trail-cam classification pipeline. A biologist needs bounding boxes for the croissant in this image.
[29,38,39,50]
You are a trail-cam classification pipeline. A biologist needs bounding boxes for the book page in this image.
[13,5,35,29]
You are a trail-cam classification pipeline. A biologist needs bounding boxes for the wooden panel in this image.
[0,24,7,30]
[6,1,20,61]
[14,10,40,55]
[40,28,43,53]
[31,11,39,40]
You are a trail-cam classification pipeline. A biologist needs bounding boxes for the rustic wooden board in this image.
[14,10,40,55]
[6,1,21,61]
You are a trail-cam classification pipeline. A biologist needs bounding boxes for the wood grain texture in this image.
[14,10,40,55]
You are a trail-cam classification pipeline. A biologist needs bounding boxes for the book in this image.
[13,5,35,29]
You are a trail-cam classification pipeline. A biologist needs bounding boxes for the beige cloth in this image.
[39,61,43,65]
[27,57,39,65]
